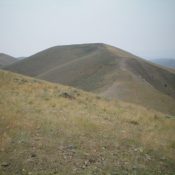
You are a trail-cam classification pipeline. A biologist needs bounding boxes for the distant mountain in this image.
[0,53,17,68]
[150,58,175,69]
[4,43,175,115]
[17,56,26,60]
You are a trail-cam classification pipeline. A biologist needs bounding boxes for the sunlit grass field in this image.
[0,70,175,175]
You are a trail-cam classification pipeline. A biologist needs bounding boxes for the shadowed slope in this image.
[0,53,17,67]
[0,70,175,175]
[4,44,175,115]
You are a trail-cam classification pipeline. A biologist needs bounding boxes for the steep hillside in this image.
[0,53,17,67]
[4,44,175,115]
[0,70,175,175]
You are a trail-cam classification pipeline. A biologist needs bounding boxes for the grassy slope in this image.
[0,53,17,68]
[4,44,175,115]
[0,70,175,175]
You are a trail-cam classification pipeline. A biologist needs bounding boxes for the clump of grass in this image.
[128,120,139,125]
[59,92,75,100]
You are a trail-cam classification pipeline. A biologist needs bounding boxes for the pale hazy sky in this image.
[0,0,175,59]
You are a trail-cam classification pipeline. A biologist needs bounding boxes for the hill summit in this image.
[4,43,175,115]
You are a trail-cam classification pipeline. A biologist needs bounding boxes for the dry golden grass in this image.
[0,70,175,175]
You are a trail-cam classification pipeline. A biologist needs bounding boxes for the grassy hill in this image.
[0,53,17,68]
[0,70,175,175]
[4,43,175,115]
